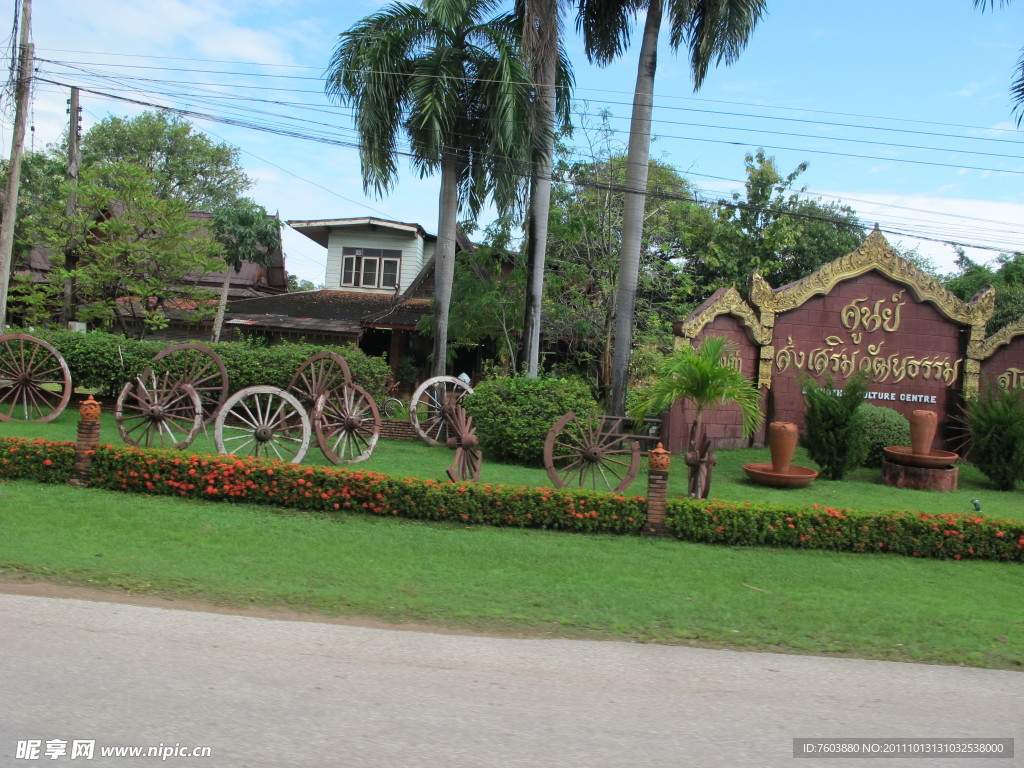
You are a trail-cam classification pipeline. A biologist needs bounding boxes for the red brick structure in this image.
[667,228,1002,452]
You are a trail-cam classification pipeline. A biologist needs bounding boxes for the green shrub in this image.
[667,498,1024,562]
[0,438,76,482]
[23,329,392,403]
[966,383,1024,491]
[462,376,600,466]
[857,404,910,468]
[801,372,869,480]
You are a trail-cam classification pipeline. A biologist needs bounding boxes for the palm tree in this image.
[576,0,765,415]
[210,199,280,344]
[518,0,573,377]
[629,335,762,498]
[973,0,1024,125]
[326,0,533,377]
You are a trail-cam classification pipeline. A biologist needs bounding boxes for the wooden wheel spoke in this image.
[314,384,380,465]
[410,376,473,447]
[152,344,229,424]
[544,411,640,492]
[116,373,201,449]
[0,335,73,423]
[215,386,310,463]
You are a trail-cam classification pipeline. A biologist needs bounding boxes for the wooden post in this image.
[0,0,34,326]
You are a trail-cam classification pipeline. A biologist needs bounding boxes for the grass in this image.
[3,407,1022,669]
[1,479,1021,669]
[3,407,1022,520]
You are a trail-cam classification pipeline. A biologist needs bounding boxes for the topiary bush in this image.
[462,376,600,466]
[857,404,910,468]
[966,382,1024,491]
[801,372,869,480]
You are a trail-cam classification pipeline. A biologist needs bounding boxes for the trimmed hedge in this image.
[667,498,1024,562]
[462,376,600,466]
[23,329,393,400]
[0,437,645,535]
[858,404,910,468]
[3,436,1022,562]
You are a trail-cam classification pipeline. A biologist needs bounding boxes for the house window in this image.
[342,247,402,289]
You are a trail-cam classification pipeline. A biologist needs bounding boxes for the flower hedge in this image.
[667,499,1024,562]
[0,438,644,535]
[1,438,76,482]
[3,436,1023,562]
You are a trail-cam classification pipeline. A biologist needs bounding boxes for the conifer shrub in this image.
[966,383,1024,491]
[857,404,910,468]
[801,372,869,479]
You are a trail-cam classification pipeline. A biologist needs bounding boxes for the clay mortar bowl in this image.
[882,446,959,469]
[743,463,818,488]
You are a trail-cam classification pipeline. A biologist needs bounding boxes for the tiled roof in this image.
[226,289,433,333]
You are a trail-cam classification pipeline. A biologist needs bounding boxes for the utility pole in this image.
[0,0,34,327]
[62,86,82,324]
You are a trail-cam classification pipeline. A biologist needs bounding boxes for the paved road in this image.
[0,593,1020,768]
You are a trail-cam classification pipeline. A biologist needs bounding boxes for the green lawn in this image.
[1,479,1021,670]
[3,407,1022,670]
[4,407,1021,520]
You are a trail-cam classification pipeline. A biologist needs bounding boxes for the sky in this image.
[2,0,1023,288]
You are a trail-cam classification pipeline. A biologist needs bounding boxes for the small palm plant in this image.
[630,336,762,498]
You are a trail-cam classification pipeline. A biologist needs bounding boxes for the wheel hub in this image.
[343,414,363,430]
[146,405,165,420]
[582,444,603,463]
[254,425,274,442]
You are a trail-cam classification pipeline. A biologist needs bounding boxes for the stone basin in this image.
[742,463,818,488]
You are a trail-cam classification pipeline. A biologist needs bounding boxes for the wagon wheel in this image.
[115,368,202,449]
[543,411,641,493]
[410,375,474,447]
[288,351,352,411]
[313,384,381,464]
[445,404,482,483]
[214,386,311,463]
[151,342,229,424]
[0,333,73,423]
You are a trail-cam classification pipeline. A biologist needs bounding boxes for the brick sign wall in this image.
[668,229,1002,452]
[768,272,965,429]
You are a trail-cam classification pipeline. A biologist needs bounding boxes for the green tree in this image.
[325,0,534,378]
[544,120,706,394]
[210,199,281,343]
[0,150,66,272]
[943,248,1024,333]
[973,0,1024,125]
[446,224,526,372]
[81,111,250,209]
[576,0,766,417]
[689,150,864,301]
[629,335,762,498]
[36,163,221,337]
[287,274,322,292]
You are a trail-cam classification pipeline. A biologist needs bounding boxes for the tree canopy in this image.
[325,0,534,377]
[687,150,865,301]
[81,111,251,210]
